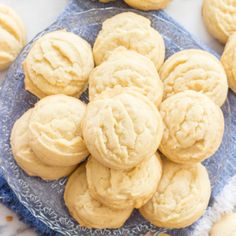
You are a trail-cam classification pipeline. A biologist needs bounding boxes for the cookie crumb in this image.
[5,215,13,222]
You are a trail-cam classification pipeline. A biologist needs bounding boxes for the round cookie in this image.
[124,0,172,11]
[0,4,26,70]
[29,95,89,167]
[93,12,165,70]
[99,0,114,2]
[82,88,164,170]
[89,49,163,105]
[86,153,162,209]
[210,213,236,236]
[221,32,236,93]
[23,30,94,98]
[159,49,228,106]
[202,0,236,44]
[10,109,76,180]
[159,90,224,165]
[64,163,133,229]
[140,158,211,229]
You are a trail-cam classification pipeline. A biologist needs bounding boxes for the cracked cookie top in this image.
[159,90,224,164]
[86,153,162,209]
[140,158,211,228]
[202,0,236,44]
[82,88,164,170]
[160,49,228,107]
[23,30,94,98]
[29,94,89,167]
[10,109,76,180]
[89,49,163,106]
[64,163,132,229]
[93,12,165,70]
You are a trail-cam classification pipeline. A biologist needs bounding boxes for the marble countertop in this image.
[0,0,224,235]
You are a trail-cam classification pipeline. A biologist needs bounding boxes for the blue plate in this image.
[0,1,234,235]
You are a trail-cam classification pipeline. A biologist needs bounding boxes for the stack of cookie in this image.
[10,12,227,230]
[10,95,89,180]
[140,39,227,229]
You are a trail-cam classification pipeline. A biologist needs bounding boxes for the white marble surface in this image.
[0,0,224,235]
[0,204,34,236]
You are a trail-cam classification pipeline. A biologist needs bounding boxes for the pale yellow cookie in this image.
[89,49,163,106]
[93,12,165,70]
[0,4,26,70]
[210,213,236,236]
[99,0,114,2]
[160,49,228,106]
[160,90,224,165]
[140,158,211,228]
[221,32,236,93]
[64,163,133,229]
[202,0,236,44]
[23,30,94,98]
[82,88,163,170]
[86,153,162,209]
[10,109,76,180]
[29,95,89,167]
[124,0,172,10]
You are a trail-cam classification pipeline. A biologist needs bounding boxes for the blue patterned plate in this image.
[0,1,233,235]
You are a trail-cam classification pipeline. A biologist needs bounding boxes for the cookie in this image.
[89,49,163,105]
[202,0,236,44]
[124,0,172,10]
[0,4,26,70]
[64,163,133,229]
[159,90,224,164]
[93,12,165,70]
[10,109,76,180]
[221,32,236,93]
[23,30,94,98]
[82,88,163,170]
[140,158,211,228]
[86,153,162,209]
[99,0,114,2]
[160,49,228,106]
[29,95,89,167]
[210,213,236,236]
